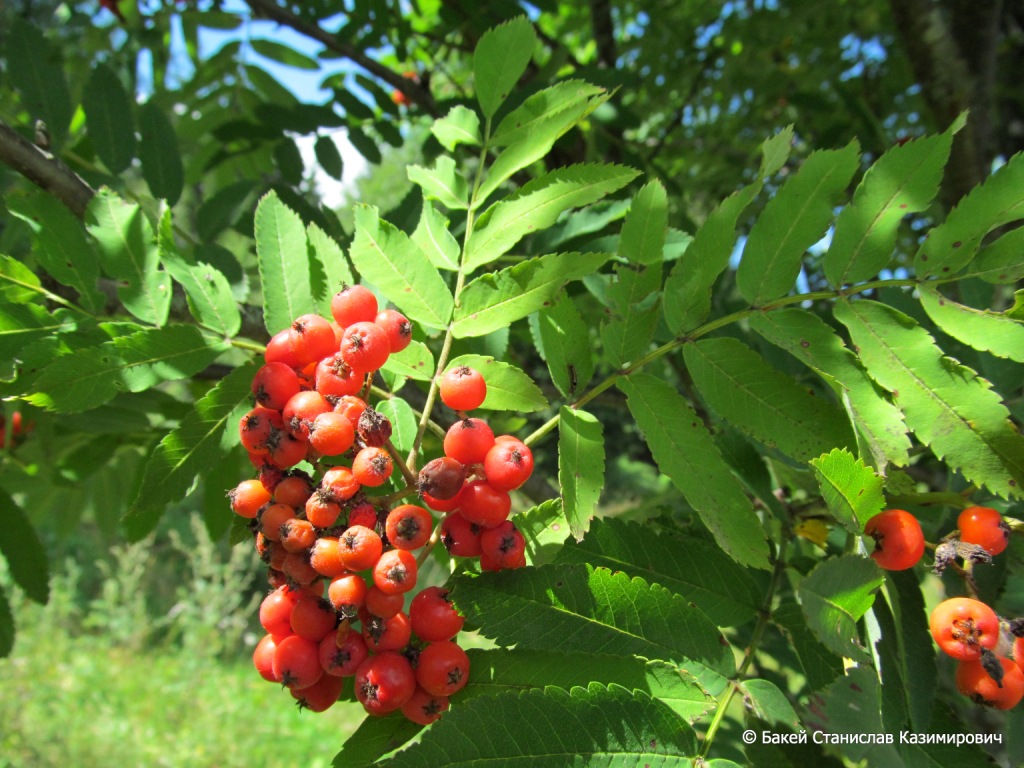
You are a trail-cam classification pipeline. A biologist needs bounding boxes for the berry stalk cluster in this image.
[228,285,534,722]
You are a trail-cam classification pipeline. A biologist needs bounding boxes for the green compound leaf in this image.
[379,685,697,768]
[915,149,1024,279]
[431,105,482,151]
[381,340,434,382]
[0,255,42,304]
[618,374,770,570]
[825,119,960,286]
[158,209,240,337]
[314,134,343,180]
[375,397,418,454]
[737,140,860,305]
[407,156,469,210]
[307,223,355,319]
[254,190,315,334]
[771,599,843,690]
[0,586,12,658]
[473,16,538,119]
[963,226,1024,284]
[451,564,734,691]
[462,648,715,723]
[6,191,105,313]
[412,200,460,272]
[516,498,570,566]
[137,100,185,205]
[465,164,639,272]
[0,303,76,368]
[7,19,73,147]
[555,517,762,627]
[739,679,801,731]
[748,308,911,468]
[558,406,605,541]
[87,189,171,326]
[332,713,422,768]
[618,180,669,266]
[810,448,885,535]
[919,284,1024,362]
[445,354,547,412]
[683,337,855,463]
[534,291,593,400]
[27,325,230,413]
[454,252,610,338]
[492,80,605,147]
[350,205,453,330]
[0,488,49,605]
[477,91,609,204]
[834,298,1024,497]
[82,63,136,174]
[797,555,884,661]
[662,126,794,334]
[123,361,258,540]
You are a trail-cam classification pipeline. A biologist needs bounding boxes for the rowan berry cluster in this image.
[228,284,535,722]
[866,505,1023,710]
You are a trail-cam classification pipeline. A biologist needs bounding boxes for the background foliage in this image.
[1,1,1023,766]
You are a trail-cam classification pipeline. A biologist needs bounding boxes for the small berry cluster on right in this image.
[423,365,533,570]
[866,504,1024,710]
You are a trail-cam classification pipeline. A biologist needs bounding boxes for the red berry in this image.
[864,509,925,571]
[309,537,348,577]
[290,671,345,712]
[252,362,301,411]
[362,610,412,653]
[385,504,433,550]
[273,473,314,508]
[283,390,332,441]
[315,353,364,397]
[259,586,299,636]
[401,686,449,725]
[958,506,1010,557]
[458,480,511,529]
[479,520,526,569]
[440,366,487,411]
[340,321,391,374]
[373,549,418,595]
[229,478,271,519]
[930,597,1000,661]
[253,633,283,682]
[410,586,464,642]
[321,466,361,503]
[956,656,1024,709]
[352,446,393,487]
[338,525,384,571]
[418,456,466,501]
[365,585,405,619]
[320,626,369,677]
[290,593,338,642]
[441,512,482,557]
[265,328,302,368]
[354,651,417,715]
[347,501,379,529]
[375,309,413,353]
[483,437,534,491]
[327,573,368,616]
[415,640,470,697]
[332,285,379,329]
[273,634,323,690]
[309,411,356,456]
[239,406,283,454]
[443,418,495,465]
[288,314,338,367]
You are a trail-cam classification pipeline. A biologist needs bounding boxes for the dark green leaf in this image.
[684,337,855,463]
[250,38,320,69]
[740,679,801,731]
[0,255,42,304]
[809,448,886,535]
[6,191,105,313]
[82,63,136,174]
[771,599,843,690]
[454,252,610,338]
[834,298,1024,497]
[749,308,911,468]
[7,19,72,146]
[445,354,547,412]
[332,713,422,768]
[516,499,570,566]
[349,205,453,330]
[825,120,959,286]
[195,181,257,241]
[451,564,734,690]
[314,134,344,180]
[619,180,668,266]
[462,648,715,722]
[347,126,383,165]
[0,488,49,605]
[473,16,538,119]
[254,190,316,334]
[555,517,762,626]
[618,373,770,569]
[797,555,883,660]
[138,100,185,205]
[273,137,304,185]
[558,406,604,541]
[534,292,593,400]
[0,587,12,658]
[492,80,605,147]
[124,361,258,540]
[737,141,860,304]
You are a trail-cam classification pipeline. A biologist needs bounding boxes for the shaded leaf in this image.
[314,134,344,180]
[798,555,883,660]
[0,255,42,304]
[7,19,72,146]
[965,226,1024,284]
[740,679,801,731]
[332,713,422,768]
[771,599,843,690]
[555,517,762,626]
[684,337,855,463]
[250,38,320,69]
[307,223,354,318]
[123,361,258,539]
[0,587,11,658]
[138,100,185,205]
[515,499,570,566]
[492,80,605,147]
[558,406,604,541]
[0,488,49,605]
[534,291,593,400]
[82,63,136,173]
[919,284,1024,362]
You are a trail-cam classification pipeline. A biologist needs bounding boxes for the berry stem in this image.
[384,439,419,487]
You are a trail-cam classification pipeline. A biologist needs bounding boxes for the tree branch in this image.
[243,0,439,117]
[0,118,95,219]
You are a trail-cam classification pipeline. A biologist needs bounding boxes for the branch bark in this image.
[243,0,439,117]
[0,118,95,219]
